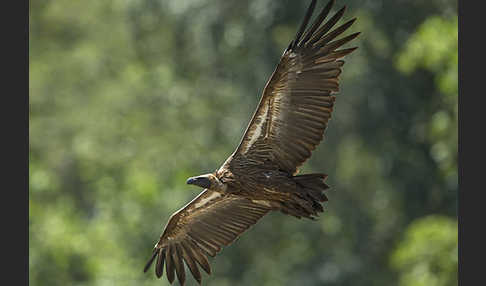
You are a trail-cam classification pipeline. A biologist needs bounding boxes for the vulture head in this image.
[186,173,222,190]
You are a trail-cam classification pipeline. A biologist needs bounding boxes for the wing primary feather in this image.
[292,0,317,49]
[299,0,335,47]
[317,32,361,54]
[155,248,166,278]
[144,249,158,273]
[180,242,203,285]
[304,47,355,66]
[165,245,176,284]
[174,244,186,286]
[306,5,346,47]
[315,47,358,64]
[311,18,357,49]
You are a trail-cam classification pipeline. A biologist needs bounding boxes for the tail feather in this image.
[294,173,329,202]
[284,173,330,219]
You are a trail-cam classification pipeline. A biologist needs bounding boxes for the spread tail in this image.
[281,173,330,219]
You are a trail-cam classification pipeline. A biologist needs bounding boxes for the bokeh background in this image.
[29,0,458,285]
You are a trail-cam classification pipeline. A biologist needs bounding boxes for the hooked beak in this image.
[186,176,211,189]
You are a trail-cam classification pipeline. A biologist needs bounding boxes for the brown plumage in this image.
[144,0,359,284]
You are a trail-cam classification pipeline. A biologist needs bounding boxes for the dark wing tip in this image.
[339,5,347,14]
[293,1,356,51]
[299,0,336,47]
[180,241,203,285]
[335,32,361,48]
[304,4,348,47]
[165,245,176,284]
[155,248,166,278]
[174,244,187,286]
[143,249,158,273]
[292,0,318,49]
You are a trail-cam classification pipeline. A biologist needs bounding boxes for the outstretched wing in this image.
[144,189,271,285]
[227,0,359,175]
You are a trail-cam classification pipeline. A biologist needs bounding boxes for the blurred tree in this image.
[395,15,458,192]
[388,14,458,286]
[390,215,458,286]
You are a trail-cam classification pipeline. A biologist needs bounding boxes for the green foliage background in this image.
[29,0,458,285]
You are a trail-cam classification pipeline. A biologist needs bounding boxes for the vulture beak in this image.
[186,176,212,189]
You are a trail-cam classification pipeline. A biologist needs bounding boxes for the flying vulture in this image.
[144,0,359,284]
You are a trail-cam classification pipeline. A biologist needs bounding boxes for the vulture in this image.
[144,0,359,284]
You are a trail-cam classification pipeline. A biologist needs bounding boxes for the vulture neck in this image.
[207,173,227,192]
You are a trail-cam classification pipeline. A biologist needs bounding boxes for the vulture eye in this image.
[186,176,211,189]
